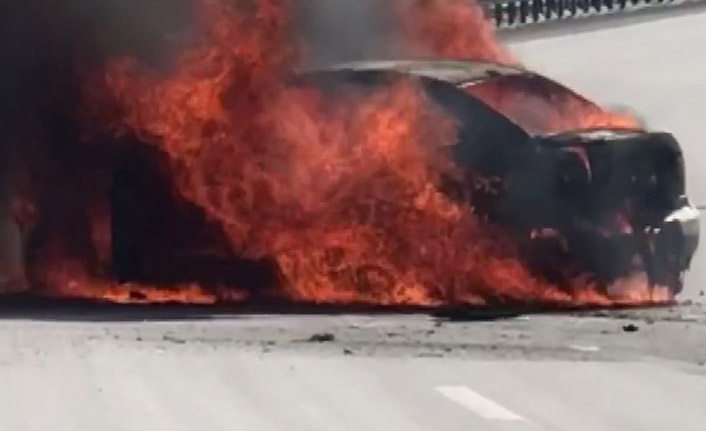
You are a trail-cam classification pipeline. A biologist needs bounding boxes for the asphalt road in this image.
[2,8,706,431]
[1,307,706,431]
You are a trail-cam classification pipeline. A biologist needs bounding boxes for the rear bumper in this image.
[525,200,700,297]
[647,201,700,293]
[525,130,698,296]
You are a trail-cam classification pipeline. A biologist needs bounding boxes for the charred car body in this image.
[112,60,699,297]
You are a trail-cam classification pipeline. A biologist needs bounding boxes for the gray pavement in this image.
[1,311,706,431]
[2,8,706,431]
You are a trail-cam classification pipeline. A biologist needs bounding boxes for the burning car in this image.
[3,0,696,306]
[312,60,700,295]
[108,59,699,301]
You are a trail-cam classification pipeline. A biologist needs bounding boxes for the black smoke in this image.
[0,0,197,291]
[0,0,422,292]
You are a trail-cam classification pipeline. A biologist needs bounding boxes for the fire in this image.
[6,0,665,307]
[89,0,605,306]
[607,273,672,304]
[395,0,515,64]
[461,76,637,135]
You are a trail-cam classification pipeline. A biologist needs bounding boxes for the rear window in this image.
[461,74,636,135]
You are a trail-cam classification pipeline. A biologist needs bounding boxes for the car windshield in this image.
[461,74,636,135]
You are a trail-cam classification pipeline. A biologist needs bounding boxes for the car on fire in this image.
[111,59,699,298]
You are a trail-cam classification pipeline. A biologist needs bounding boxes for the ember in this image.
[0,0,669,306]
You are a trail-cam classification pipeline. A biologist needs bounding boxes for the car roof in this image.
[541,128,644,143]
[294,68,531,168]
[320,59,527,86]
[304,60,638,139]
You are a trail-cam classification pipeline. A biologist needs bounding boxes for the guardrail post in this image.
[520,0,529,23]
[493,3,503,26]
[545,0,554,19]
[532,0,542,21]
[508,1,517,25]
[582,0,590,13]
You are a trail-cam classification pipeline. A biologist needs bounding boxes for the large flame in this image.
[396,0,515,63]
[7,0,661,306]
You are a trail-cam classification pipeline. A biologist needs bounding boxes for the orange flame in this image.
[461,77,637,135]
[6,0,664,307]
[79,0,623,307]
[396,0,515,64]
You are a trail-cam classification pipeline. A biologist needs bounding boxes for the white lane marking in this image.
[568,344,600,352]
[436,385,525,421]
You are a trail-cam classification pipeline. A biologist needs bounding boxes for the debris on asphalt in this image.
[622,324,639,333]
[416,352,444,358]
[162,334,186,344]
[343,348,354,355]
[308,332,335,343]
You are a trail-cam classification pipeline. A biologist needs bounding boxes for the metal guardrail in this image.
[483,0,680,27]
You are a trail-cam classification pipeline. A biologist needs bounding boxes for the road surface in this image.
[0,307,705,431]
[1,7,706,431]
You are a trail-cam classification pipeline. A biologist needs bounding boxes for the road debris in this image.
[162,334,186,344]
[308,333,335,343]
[622,323,640,333]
